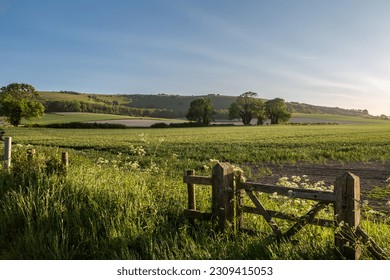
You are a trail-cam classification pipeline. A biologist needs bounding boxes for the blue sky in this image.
[1,0,390,115]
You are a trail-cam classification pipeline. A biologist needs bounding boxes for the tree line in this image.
[186,91,291,125]
[44,100,178,118]
[0,83,179,126]
[1,83,382,127]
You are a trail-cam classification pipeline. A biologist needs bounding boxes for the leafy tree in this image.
[186,97,215,125]
[256,104,267,125]
[265,98,291,124]
[229,91,264,125]
[0,83,45,126]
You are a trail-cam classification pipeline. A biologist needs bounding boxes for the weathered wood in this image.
[184,209,212,220]
[183,175,212,185]
[246,190,283,237]
[183,164,383,261]
[61,152,69,167]
[240,206,334,227]
[186,170,196,210]
[212,162,235,232]
[236,173,245,231]
[282,202,329,241]
[239,181,336,202]
[4,136,12,169]
[355,226,389,260]
[334,172,361,260]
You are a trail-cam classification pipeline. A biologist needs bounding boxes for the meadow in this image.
[20,112,178,125]
[0,120,390,259]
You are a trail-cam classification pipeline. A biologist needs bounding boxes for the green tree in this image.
[229,91,264,125]
[0,83,45,126]
[186,97,215,125]
[265,98,291,124]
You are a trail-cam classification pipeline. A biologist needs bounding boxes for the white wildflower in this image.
[291,175,301,183]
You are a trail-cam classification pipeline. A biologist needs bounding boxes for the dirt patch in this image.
[246,161,390,213]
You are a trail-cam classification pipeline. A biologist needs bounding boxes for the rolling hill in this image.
[38,91,375,120]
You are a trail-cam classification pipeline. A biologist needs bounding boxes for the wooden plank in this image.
[236,173,246,231]
[334,172,361,260]
[183,175,212,185]
[282,202,329,240]
[246,190,282,237]
[239,182,335,202]
[212,162,235,232]
[240,206,334,227]
[184,209,212,220]
[186,170,196,210]
[355,226,389,260]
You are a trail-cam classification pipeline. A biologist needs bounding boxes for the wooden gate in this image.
[184,162,388,260]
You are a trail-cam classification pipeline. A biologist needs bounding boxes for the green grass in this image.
[291,113,389,124]
[20,112,179,125]
[7,123,390,166]
[1,123,389,259]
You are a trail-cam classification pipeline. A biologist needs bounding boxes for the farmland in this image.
[19,112,180,126]
[1,120,390,259]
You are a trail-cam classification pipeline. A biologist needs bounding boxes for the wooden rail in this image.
[240,181,336,202]
[184,162,388,260]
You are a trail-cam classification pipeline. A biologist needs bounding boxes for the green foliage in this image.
[0,83,45,126]
[44,100,176,118]
[265,98,291,124]
[229,92,264,125]
[186,97,215,125]
[31,122,128,129]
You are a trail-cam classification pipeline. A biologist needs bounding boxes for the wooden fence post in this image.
[186,169,196,210]
[212,162,235,232]
[236,173,245,232]
[334,172,361,259]
[62,152,69,168]
[4,136,12,169]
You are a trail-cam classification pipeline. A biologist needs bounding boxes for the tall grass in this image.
[0,145,389,259]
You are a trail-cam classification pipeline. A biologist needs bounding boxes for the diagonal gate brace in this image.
[246,190,283,237]
[281,201,329,241]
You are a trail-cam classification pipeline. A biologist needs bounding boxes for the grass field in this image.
[1,121,389,259]
[19,112,179,125]
[8,122,390,164]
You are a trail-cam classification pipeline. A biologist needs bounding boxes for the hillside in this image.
[38,91,373,119]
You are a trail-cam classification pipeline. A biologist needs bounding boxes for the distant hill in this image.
[37,91,373,119]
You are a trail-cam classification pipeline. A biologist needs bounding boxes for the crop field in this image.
[1,122,390,259]
[19,112,178,125]
[7,122,390,164]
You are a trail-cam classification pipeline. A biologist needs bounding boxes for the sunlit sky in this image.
[1,0,390,115]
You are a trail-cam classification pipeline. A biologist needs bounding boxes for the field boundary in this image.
[184,162,388,260]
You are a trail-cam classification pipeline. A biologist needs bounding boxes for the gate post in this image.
[62,152,69,168]
[212,162,235,232]
[4,136,12,169]
[334,172,361,259]
[186,169,196,211]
